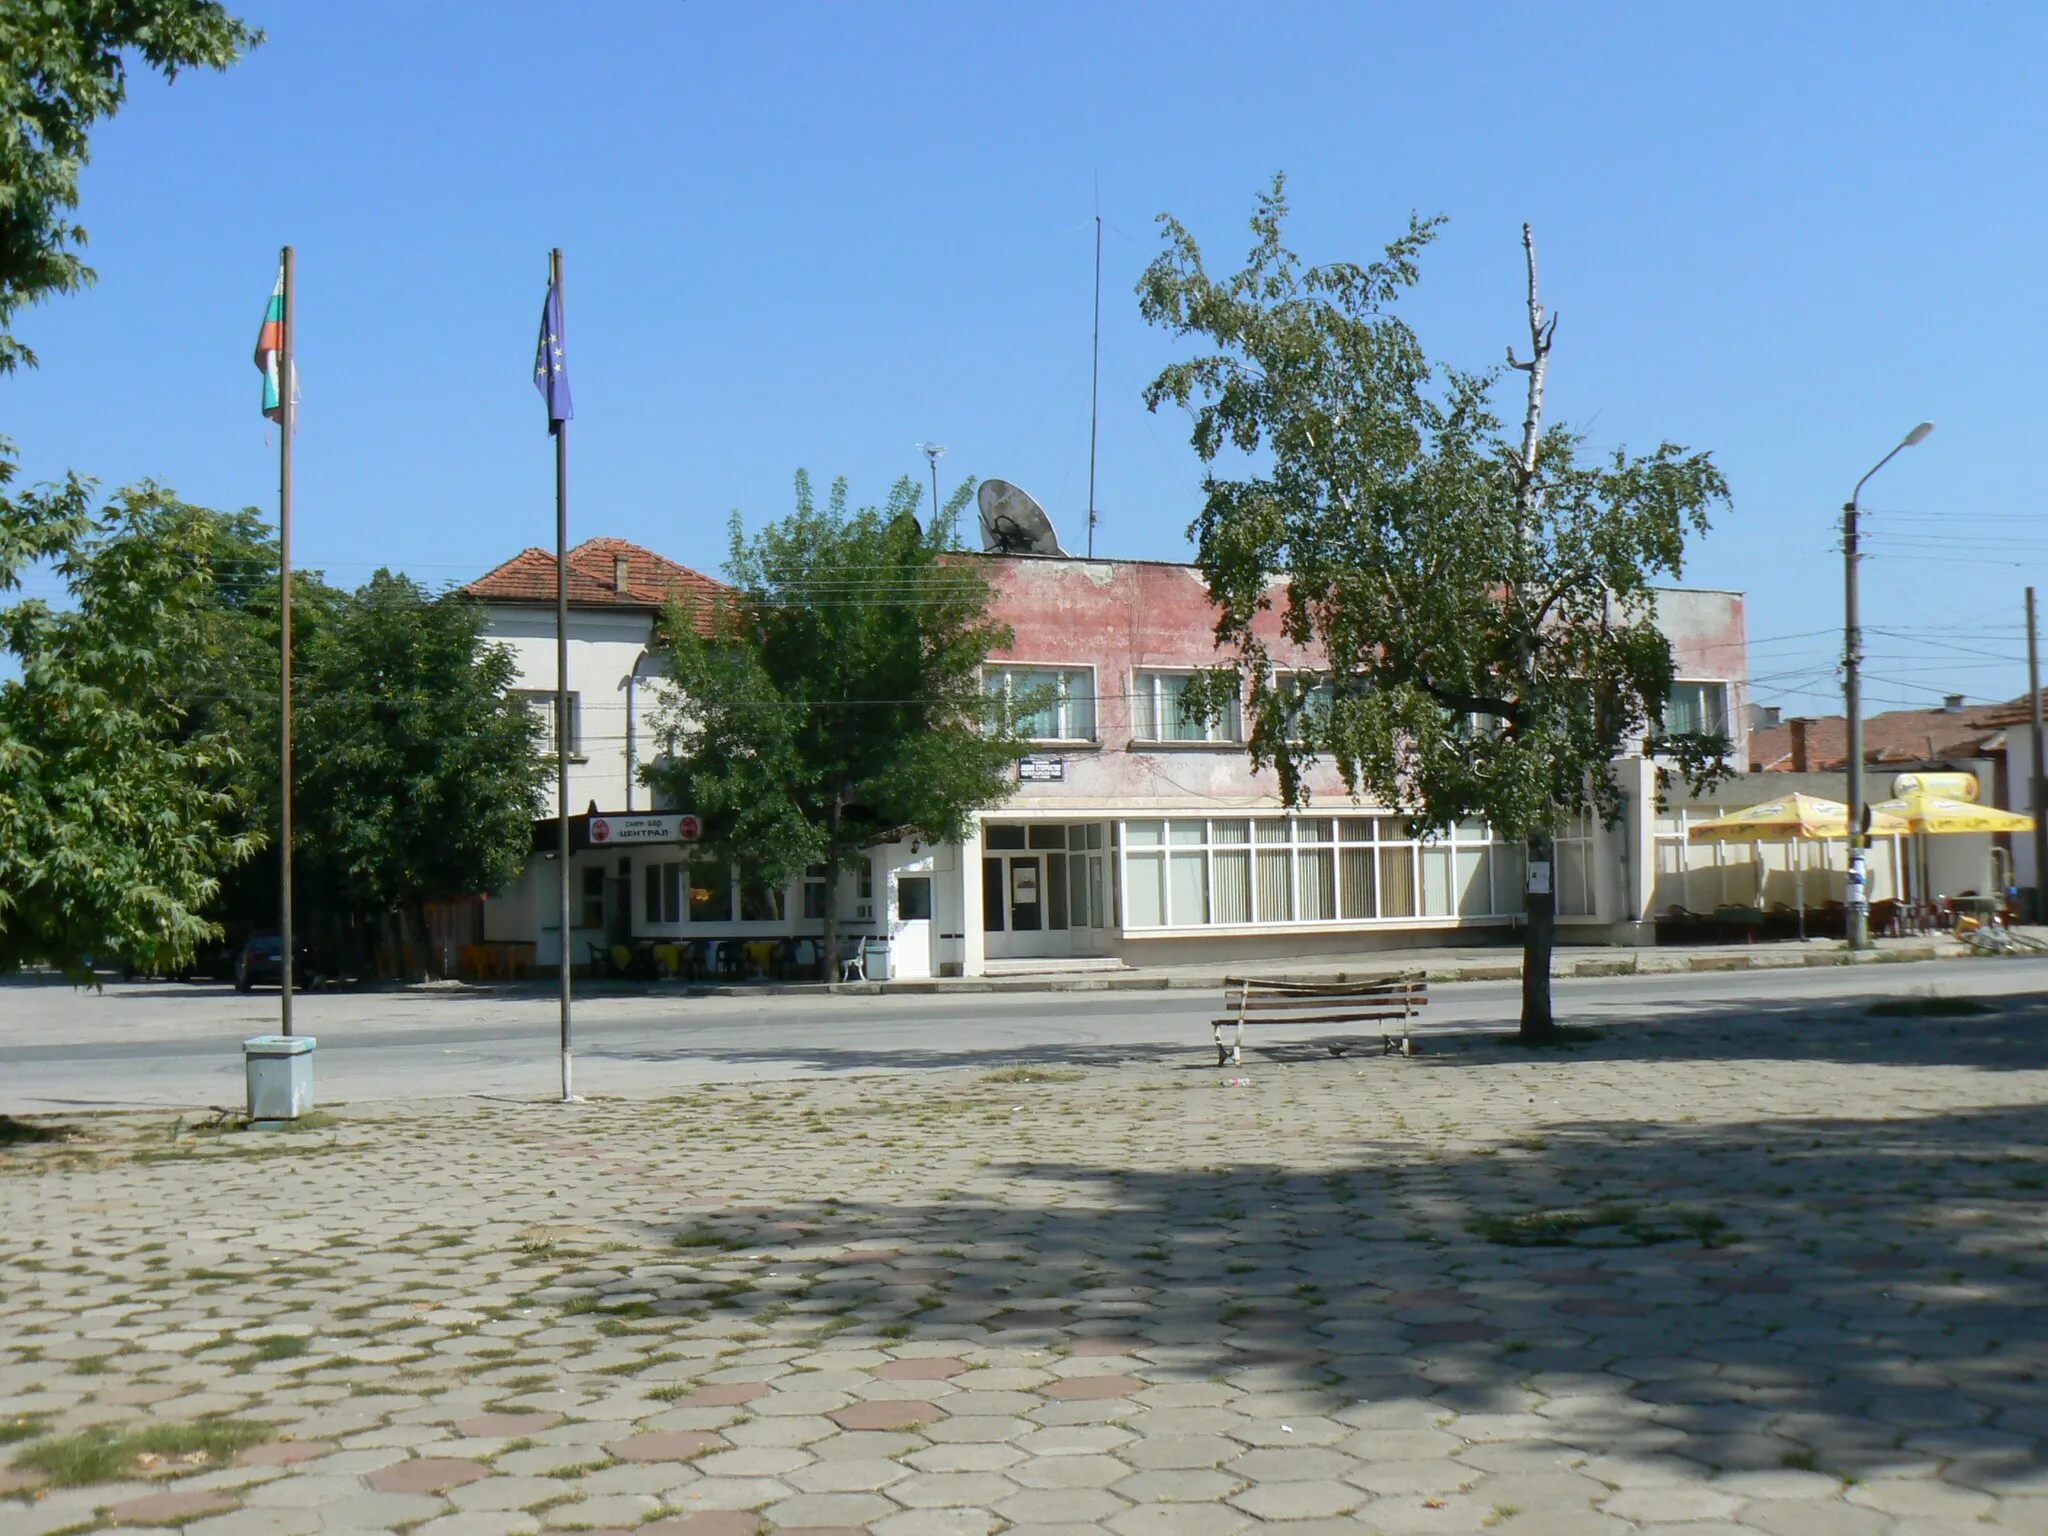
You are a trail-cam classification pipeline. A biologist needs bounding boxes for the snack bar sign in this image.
[588,814,701,846]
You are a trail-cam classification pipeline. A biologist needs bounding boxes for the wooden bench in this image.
[1213,973,1428,1066]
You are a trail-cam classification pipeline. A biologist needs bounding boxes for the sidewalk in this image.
[584,931,1987,998]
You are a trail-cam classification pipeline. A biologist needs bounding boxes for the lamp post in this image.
[1844,420,1935,950]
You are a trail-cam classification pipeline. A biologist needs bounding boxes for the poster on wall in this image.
[1012,864,1040,902]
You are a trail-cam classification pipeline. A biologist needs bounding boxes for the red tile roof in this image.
[462,538,726,632]
[1749,698,2027,771]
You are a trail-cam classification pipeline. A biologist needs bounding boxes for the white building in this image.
[465,539,1751,979]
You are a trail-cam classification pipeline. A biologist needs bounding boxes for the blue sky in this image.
[7,1,2047,716]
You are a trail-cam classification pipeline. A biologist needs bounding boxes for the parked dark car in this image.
[233,933,315,992]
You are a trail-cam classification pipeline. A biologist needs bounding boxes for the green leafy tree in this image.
[0,472,260,978]
[293,571,546,972]
[1140,179,1731,1040]
[172,510,347,950]
[646,472,1025,978]
[0,1,261,372]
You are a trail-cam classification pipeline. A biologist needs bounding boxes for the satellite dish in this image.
[977,479,1067,556]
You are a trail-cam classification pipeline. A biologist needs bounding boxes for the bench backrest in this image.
[1222,972,1426,1024]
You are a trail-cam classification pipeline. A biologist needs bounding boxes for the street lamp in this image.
[1844,420,1935,950]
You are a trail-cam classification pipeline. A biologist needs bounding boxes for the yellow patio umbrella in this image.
[1686,792,1905,842]
[1871,793,2036,834]
[1687,794,1907,937]
[1872,793,2035,914]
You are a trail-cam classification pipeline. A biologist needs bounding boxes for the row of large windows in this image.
[1119,816,1528,928]
[641,859,873,927]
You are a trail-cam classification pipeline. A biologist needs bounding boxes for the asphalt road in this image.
[5,956,2046,1112]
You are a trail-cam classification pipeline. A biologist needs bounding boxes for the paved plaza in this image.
[5,990,2048,1534]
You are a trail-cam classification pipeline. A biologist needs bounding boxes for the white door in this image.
[890,873,934,978]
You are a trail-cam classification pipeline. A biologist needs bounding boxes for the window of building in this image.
[579,864,606,927]
[1132,670,1241,743]
[984,665,1096,742]
[1118,815,1519,930]
[1277,672,1336,743]
[803,864,829,919]
[739,865,785,922]
[513,690,580,758]
[644,861,684,925]
[1553,811,1596,918]
[898,876,932,920]
[688,862,731,923]
[1662,682,1729,737]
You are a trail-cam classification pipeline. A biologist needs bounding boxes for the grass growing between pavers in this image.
[9,1418,269,1486]
[981,1064,1086,1083]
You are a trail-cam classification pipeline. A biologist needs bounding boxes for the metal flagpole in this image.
[279,244,296,1037]
[2029,587,2046,922]
[553,247,574,1103]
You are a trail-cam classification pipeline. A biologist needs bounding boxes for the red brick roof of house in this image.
[1748,697,2031,771]
[462,538,726,632]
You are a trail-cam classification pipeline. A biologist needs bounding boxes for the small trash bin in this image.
[244,1035,316,1121]
[862,936,891,982]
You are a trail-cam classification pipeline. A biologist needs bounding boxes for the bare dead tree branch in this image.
[1505,221,1556,515]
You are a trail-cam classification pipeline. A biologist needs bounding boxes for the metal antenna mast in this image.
[919,442,946,527]
[1087,213,1102,559]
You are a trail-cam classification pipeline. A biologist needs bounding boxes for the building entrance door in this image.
[982,824,1079,959]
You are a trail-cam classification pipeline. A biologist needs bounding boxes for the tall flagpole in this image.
[553,247,573,1103]
[278,244,296,1037]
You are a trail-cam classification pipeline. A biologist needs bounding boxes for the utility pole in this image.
[1842,422,1933,950]
[2030,587,2046,921]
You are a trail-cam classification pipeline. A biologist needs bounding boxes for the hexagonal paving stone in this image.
[366,1456,493,1494]
[877,1357,967,1380]
[455,1412,563,1437]
[765,1493,901,1527]
[109,1489,241,1525]
[639,1515,763,1536]
[680,1382,771,1407]
[1040,1375,1142,1401]
[606,1430,728,1463]
[237,1439,337,1467]
[830,1398,944,1431]
[1406,1322,1503,1344]
[1229,1479,1361,1520]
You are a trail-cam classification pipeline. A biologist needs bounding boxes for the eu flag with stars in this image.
[533,279,573,434]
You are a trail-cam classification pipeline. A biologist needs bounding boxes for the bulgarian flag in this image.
[253,266,298,423]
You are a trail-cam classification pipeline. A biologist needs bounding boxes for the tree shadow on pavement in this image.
[613,1079,2048,1503]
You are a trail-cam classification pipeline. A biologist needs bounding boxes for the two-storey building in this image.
[465,539,1748,978]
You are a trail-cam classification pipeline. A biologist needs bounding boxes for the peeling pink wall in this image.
[975,556,1748,811]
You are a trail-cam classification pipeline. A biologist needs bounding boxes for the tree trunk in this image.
[1520,830,1557,1042]
[820,801,842,984]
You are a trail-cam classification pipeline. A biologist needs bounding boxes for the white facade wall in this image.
[485,605,672,819]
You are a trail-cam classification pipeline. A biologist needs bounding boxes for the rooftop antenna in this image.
[918,442,945,529]
[1087,207,1101,559]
